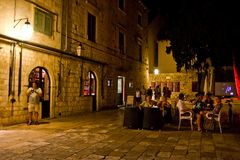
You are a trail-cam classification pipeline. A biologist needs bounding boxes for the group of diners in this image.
[177,92,223,132]
[138,95,172,125]
[135,91,223,132]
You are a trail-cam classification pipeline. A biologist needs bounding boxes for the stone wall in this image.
[149,72,198,100]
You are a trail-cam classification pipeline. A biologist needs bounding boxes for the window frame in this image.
[118,0,125,11]
[34,8,53,36]
[119,31,125,54]
[87,12,96,42]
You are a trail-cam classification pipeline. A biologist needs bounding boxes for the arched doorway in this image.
[83,71,97,111]
[28,67,50,118]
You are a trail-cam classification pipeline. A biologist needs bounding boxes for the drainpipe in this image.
[18,43,22,99]
[80,61,84,96]
[63,0,68,52]
[9,43,16,116]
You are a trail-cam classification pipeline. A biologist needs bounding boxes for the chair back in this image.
[177,108,193,131]
[179,110,192,119]
[215,110,222,122]
[126,95,134,107]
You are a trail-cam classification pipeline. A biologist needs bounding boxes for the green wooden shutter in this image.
[34,8,52,36]
[45,14,52,36]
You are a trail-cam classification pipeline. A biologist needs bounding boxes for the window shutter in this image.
[45,14,52,36]
[34,8,53,36]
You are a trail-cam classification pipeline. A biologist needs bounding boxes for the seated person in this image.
[138,95,152,110]
[176,93,193,112]
[207,96,223,119]
[158,96,172,124]
[204,92,214,111]
[192,92,206,132]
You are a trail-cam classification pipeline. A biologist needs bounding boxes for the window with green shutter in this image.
[34,8,53,36]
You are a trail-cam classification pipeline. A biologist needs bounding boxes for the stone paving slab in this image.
[0,109,240,160]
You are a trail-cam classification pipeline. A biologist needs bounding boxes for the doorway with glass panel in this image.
[116,76,125,107]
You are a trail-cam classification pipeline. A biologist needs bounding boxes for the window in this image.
[138,13,142,26]
[107,80,112,87]
[34,8,53,36]
[167,82,173,92]
[87,13,96,42]
[119,31,125,54]
[118,0,125,11]
[173,82,180,92]
[138,44,142,62]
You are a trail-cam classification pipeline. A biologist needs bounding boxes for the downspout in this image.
[63,0,68,52]
[9,43,16,116]
[57,0,68,98]
[18,44,22,99]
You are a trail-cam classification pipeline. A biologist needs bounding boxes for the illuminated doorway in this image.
[83,71,97,111]
[116,76,125,106]
[28,67,50,118]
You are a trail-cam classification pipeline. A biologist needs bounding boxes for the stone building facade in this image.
[0,0,149,125]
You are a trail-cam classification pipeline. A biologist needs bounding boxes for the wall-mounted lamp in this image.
[154,68,159,75]
[76,43,82,56]
[14,18,33,40]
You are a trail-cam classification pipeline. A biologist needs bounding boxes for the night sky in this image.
[144,0,240,68]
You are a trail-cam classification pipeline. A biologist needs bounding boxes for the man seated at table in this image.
[204,92,214,111]
[192,92,206,132]
[176,93,193,112]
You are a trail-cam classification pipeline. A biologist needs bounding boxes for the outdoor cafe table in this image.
[123,107,142,129]
[123,107,164,130]
[142,107,164,130]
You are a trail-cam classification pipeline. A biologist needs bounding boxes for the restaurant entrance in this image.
[28,67,50,118]
[116,76,125,106]
[83,71,97,111]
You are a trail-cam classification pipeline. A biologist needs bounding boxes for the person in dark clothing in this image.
[163,85,168,97]
[166,88,172,98]
[146,86,153,99]
[192,92,205,132]
[205,92,214,110]
[155,85,161,100]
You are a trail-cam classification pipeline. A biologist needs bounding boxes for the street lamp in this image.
[14,18,33,40]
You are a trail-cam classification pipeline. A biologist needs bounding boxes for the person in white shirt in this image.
[135,88,142,105]
[26,81,42,125]
[176,93,192,112]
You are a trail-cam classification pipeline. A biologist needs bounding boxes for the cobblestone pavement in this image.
[0,109,240,160]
